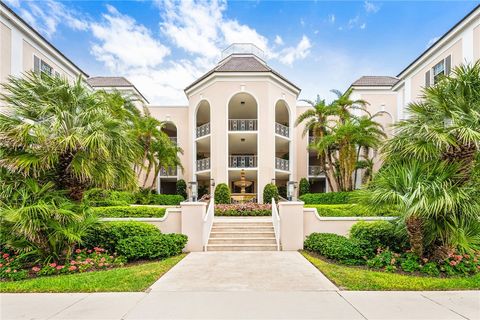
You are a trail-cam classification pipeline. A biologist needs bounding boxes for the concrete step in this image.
[206,244,278,251]
[212,222,273,227]
[211,226,274,232]
[209,231,275,238]
[208,238,277,245]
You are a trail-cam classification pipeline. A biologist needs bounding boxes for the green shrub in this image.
[90,206,167,218]
[299,192,354,204]
[176,179,187,199]
[304,233,366,265]
[421,262,440,277]
[400,253,421,273]
[214,183,231,204]
[305,204,399,217]
[299,178,310,196]
[366,249,398,269]
[263,183,279,204]
[135,193,184,205]
[83,221,161,253]
[83,188,136,206]
[116,234,187,261]
[350,220,397,254]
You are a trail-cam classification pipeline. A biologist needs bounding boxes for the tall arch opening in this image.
[274,100,291,195]
[195,100,211,198]
[158,122,178,194]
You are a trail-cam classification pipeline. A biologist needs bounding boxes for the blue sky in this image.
[5,0,479,105]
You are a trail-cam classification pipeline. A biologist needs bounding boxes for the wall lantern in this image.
[188,181,198,202]
[210,178,216,187]
[287,181,297,201]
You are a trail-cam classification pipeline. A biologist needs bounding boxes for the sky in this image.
[4,0,479,105]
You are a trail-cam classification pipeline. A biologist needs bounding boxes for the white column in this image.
[180,201,207,252]
[278,201,304,250]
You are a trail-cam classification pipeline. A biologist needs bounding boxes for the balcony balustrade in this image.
[159,167,177,177]
[275,122,289,138]
[275,157,289,171]
[196,122,210,138]
[229,155,257,168]
[196,158,211,171]
[308,165,323,176]
[229,119,257,131]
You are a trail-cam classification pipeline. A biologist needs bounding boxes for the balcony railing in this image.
[309,165,323,176]
[308,136,315,144]
[196,122,210,138]
[196,158,210,171]
[229,119,257,131]
[169,137,177,145]
[159,167,177,177]
[275,157,289,171]
[275,122,289,138]
[229,155,257,168]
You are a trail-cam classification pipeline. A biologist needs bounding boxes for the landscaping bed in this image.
[214,203,271,216]
[90,206,167,218]
[305,204,398,217]
[0,254,186,293]
[83,188,184,207]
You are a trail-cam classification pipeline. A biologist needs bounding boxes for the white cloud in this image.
[360,23,366,30]
[3,0,20,8]
[278,35,311,65]
[427,36,440,47]
[221,20,270,55]
[328,14,335,23]
[274,35,284,45]
[364,1,380,14]
[90,5,170,71]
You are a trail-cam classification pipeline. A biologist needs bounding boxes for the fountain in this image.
[231,169,256,202]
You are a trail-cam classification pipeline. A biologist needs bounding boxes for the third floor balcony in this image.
[275,157,290,171]
[275,122,289,138]
[196,122,210,138]
[229,155,257,168]
[229,119,257,131]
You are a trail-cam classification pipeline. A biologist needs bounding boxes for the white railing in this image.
[229,119,257,131]
[308,165,323,176]
[203,196,215,251]
[229,155,257,168]
[196,122,210,138]
[275,122,289,138]
[275,157,289,171]
[271,198,280,251]
[159,166,177,177]
[196,158,210,171]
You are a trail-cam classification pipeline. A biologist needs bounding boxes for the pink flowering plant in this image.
[215,203,271,216]
[0,248,126,281]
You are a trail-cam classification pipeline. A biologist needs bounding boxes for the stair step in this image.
[212,222,273,227]
[206,244,278,251]
[212,227,274,232]
[208,238,277,245]
[210,231,275,238]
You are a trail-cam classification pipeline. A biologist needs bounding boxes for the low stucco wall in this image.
[101,208,182,234]
[303,207,396,237]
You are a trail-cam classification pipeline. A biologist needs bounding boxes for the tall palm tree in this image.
[0,73,140,200]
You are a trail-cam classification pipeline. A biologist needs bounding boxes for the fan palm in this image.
[0,73,140,199]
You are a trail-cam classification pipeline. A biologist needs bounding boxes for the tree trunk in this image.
[442,142,477,184]
[405,216,424,257]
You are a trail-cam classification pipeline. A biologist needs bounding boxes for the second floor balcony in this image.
[309,165,324,176]
[196,122,210,138]
[196,158,211,171]
[275,122,289,138]
[159,167,177,177]
[229,119,257,131]
[275,157,289,171]
[229,155,257,168]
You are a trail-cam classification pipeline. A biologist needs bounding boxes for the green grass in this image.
[301,251,480,290]
[91,206,167,218]
[0,254,186,293]
[305,204,398,217]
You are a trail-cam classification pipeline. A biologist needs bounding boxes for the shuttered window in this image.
[425,70,430,87]
[33,55,54,76]
[445,55,451,75]
[33,56,40,74]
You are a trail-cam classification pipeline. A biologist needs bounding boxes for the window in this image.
[432,60,445,84]
[425,55,451,87]
[33,55,53,76]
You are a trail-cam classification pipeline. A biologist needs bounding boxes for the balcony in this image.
[196,158,210,171]
[229,155,257,168]
[229,119,257,131]
[169,137,177,145]
[275,157,289,171]
[309,165,323,176]
[196,122,210,138]
[275,122,289,138]
[159,167,177,177]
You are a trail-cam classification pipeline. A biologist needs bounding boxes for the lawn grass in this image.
[0,254,186,293]
[301,251,480,290]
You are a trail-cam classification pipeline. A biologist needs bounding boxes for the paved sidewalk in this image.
[1,252,479,319]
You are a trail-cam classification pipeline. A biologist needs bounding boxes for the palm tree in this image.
[149,133,184,189]
[0,73,140,200]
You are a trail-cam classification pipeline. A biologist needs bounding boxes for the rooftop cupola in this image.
[221,43,266,61]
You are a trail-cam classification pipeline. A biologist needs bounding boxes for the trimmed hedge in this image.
[299,178,310,196]
[137,194,184,205]
[117,234,187,261]
[83,221,161,253]
[214,183,231,204]
[176,179,187,199]
[304,233,366,265]
[215,203,271,216]
[90,206,167,218]
[350,221,406,253]
[83,188,136,207]
[305,204,399,217]
[263,183,279,204]
[299,192,355,204]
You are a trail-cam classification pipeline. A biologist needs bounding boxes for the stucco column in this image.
[180,201,207,252]
[278,201,304,250]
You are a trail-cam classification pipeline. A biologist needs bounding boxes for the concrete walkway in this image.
[1,252,479,319]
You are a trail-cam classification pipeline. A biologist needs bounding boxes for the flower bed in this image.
[215,203,272,216]
[0,248,126,281]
